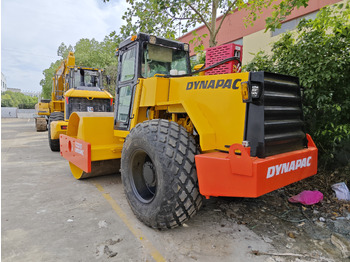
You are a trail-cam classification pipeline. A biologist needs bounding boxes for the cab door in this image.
[115,43,139,130]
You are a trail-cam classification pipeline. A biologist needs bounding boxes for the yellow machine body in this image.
[61,112,121,179]
[63,72,249,167]
[50,120,67,140]
[34,101,51,131]
[50,101,65,112]
[49,51,111,118]
[35,102,50,116]
[50,90,113,139]
[131,73,249,152]
[66,112,121,161]
[63,88,113,121]
[52,52,75,100]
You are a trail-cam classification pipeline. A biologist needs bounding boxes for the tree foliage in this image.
[245,1,350,168]
[40,32,121,98]
[104,0,309,48]
[1,91,38,109]
[40,60,61,99]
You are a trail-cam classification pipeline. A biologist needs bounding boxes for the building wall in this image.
[22,90,41,98]
[1,107,18,118]
[17,109,36,118]
[178,0,341,64]
[1,108,36,118]
[242,29,277,65]
[1,72,8,92]
[7,88,21,93]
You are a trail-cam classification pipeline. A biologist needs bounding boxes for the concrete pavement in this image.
[2,118,273,262]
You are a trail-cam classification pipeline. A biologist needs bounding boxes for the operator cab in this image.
[115,33,191,130]
[69,67,103,91]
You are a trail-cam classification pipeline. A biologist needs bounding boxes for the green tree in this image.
[1,93,13,107]
[40,60,61,99]
[100,32,122,95]
[57,42,73,59]
[73,33,120,95]
[105,0,309,47]
[1,91,38,109]
[245,1,350,168]
[40,32,121,98]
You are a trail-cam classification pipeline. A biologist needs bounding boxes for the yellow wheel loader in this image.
[60,33,318,229]
[47,52,113,151]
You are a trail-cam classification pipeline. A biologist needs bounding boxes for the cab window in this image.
[142,44,189,78]
[120,48,136,82]
[72,69,101,88]
[117,85,132,124]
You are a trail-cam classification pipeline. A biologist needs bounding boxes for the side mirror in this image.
[106,75,111,85]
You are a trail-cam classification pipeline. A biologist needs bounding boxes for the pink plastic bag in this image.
[288,190,323,205]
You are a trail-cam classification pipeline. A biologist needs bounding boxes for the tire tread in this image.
[48,112,64,152]
[122,119,203,229]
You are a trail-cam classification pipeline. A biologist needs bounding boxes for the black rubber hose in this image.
[162,56,242,78]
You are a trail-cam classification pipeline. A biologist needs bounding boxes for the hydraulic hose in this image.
[163,56,242,78]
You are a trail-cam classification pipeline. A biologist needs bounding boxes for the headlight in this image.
[149,35,156,44]
[241,82,262,103]
[184,43,189,52]
[251,85,260,98]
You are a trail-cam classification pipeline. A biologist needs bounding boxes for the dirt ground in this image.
[2,118,350,262]
[203,166,350,262]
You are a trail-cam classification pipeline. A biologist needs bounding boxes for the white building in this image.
[1,72,8,92]
[22,90,41,98]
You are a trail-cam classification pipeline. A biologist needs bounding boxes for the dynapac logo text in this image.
[266,156,312,179]
[186,79,241,90]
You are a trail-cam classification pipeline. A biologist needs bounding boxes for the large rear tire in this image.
[121,119,202,229]
[48,112,64,152]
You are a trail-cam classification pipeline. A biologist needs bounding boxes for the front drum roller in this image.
[69,159,120,180]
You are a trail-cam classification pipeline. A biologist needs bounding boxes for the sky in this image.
[1,0,128,94]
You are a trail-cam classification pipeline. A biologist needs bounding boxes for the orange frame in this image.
[195,134,318,199]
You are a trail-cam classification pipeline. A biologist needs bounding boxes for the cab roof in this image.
[119,32,187,51]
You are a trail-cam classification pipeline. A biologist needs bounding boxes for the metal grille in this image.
[263,74,306,156]
[245,72,307,158]
[66,98,112,119]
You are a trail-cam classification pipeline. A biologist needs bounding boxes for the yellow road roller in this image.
[60,33,318,229]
